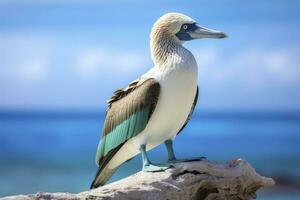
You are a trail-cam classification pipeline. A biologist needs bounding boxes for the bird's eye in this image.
[183,25,188,30]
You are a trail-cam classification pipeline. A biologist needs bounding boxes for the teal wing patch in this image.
[96,107,150,162]
[95,78,160,166]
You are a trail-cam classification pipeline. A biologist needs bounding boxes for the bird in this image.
[90,12,227,189]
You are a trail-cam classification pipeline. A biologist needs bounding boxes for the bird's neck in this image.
[150,32,186,70]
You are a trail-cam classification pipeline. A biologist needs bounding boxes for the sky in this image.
[0,0,300,111]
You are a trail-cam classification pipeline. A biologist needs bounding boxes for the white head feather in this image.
[150,13,196,66]
[152,13,195,36]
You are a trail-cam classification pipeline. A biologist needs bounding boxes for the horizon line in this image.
[0,109,300,120]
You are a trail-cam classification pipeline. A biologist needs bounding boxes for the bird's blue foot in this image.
[142,163,171,172]
[140,144,171,172]
[168,156,206,163]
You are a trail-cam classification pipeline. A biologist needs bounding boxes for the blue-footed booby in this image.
[91,12,227,189]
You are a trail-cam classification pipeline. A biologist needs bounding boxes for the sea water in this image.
[0,111,299,199]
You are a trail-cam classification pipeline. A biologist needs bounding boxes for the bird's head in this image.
[151,12,227,45]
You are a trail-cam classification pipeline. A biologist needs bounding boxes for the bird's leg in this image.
[165,139,206,163]
[140,144,170,172]
[164,139,176,161]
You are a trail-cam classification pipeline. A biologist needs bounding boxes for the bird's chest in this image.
[161,65,197,119]
[147,63,198,142]
[161,66,197,102]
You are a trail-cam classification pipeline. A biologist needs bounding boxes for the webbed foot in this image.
[143,163,171,172]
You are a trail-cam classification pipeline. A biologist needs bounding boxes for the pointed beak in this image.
[189,24,227,39]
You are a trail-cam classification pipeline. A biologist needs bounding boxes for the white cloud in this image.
[75,48,149,78]
[16,59,48,81]
[194,47,300,87]
[0,31,299,110]
[0,34,150,83]
[0,35,54,82]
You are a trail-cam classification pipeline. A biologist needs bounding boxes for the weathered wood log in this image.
[1,159,274,200]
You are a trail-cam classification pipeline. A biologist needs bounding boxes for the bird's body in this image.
[91,12,226,188]
[108,46,198,170]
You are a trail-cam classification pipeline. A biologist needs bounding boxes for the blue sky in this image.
[0,0,300,111]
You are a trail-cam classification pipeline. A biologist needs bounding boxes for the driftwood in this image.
[1,159,274,200]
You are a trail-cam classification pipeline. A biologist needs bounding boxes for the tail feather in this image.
[91,141,125,189]
[90,166,118,189]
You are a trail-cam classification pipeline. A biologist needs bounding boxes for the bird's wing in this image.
[177,86,199,135]
[95,78,160,167]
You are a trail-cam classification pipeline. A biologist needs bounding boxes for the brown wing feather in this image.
[106,79,140,106]
[91,78,160,188]
[102,78,160,137]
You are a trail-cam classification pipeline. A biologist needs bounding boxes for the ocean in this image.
[0,111,299,199]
